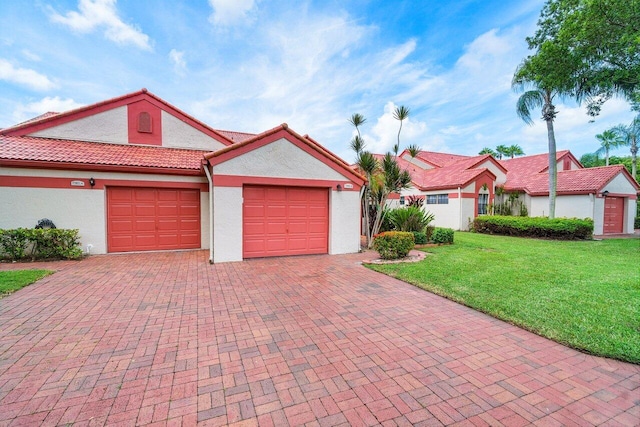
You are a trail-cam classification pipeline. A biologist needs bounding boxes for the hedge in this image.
[373,231,415,259]
[635,216,640,229]
[472,216,593,240]
[0,228,83,261]
[431,227,454,244]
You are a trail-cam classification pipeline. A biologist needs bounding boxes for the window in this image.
[563,157,571,171]
[427,194,448,204]
[478,193,489,215]
[399,196,405,205]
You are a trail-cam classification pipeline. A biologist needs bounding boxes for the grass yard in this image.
[0,270,53,297]
[367,232,640,363]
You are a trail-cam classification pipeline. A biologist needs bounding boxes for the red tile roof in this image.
[15,112,60,126]
[0,135,207,172]
[371,153,494,190]
[215,129,256,143]
[366,150,638,195]
[414,151,472,167]
[522,165,636,195]
[501,150,570,191]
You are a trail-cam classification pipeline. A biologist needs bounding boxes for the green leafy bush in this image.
[431,228,454,244]
[0,228,83,261]
[473,216,593,240]
[373,231,415,259]
[387,206,435,232]
[425,225,435,242]
[635,216,640,229]
[412,231,427,245]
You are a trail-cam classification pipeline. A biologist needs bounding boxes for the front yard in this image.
[0,269,52,298]
[367,232,640,363]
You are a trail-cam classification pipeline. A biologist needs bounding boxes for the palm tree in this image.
[512,84,560,218]
[350,109,416,248]
[504,144,525,158]
[612,117,639,179]
[479,147,497,157]
[495,145,508,160]
[392,106,410,156]
[595,130,624,166]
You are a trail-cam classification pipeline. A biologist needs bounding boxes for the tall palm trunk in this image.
[631,135,638,180]
[542,93,557,219]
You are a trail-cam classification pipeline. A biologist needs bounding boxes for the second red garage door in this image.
[107,187,201,252]
[243,186,329,258]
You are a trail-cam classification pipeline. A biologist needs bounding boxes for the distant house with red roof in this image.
[385,149,638,235]
[0,89,365,262]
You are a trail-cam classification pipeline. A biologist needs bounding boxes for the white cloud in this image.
[21,50,41,62]
[208,0,257,26]
[49,0,152,50]
[12,96,84,124]
[0,59,56,91]
[361,102,430,154]
[169,49,186,75]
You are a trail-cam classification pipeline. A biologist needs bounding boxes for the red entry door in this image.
[603,197,624,234]
[243,186,329,258]
[107,187,200,252]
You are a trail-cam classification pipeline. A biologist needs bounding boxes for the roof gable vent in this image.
[138,112,152,133]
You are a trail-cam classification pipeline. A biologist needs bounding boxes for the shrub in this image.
[373,231,415,259]
[425,225,435,242]
[412,231,427,245]
[635,216,640,229]
[473,216,593,240]
[431,227,454,244]
[0,228,83,261]
[387,206,435,232]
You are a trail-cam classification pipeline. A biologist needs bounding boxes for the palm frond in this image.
[516,90,545,125]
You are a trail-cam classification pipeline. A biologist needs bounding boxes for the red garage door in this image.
[243,186,328,258]
[603,197,624,234]
[107,187,200,252]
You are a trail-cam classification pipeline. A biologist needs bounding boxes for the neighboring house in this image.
[385,149,639,235]
[0,89,365,263]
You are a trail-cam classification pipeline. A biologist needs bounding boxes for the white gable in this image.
[213,138,347,181]
[602,173,638,194]
[474,159,506,184]
[29,107,128,144]
[161,111,227,151]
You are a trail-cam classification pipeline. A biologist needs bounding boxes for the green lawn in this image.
[0,269,53,297]
[367,232,640,363]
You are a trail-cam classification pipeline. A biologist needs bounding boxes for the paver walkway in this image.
[0,251,638,426]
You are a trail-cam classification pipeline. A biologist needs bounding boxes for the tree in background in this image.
[495,145,508,160]
[527,0,640,116]
[595,129,624,166]
[504,144,525,159]
[350,107,418,248]
[478,147,497,157]
[612,116,640,179]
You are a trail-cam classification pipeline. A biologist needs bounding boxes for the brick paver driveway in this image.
[0,251,638,426]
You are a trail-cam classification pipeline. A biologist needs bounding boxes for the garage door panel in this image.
[157,205,179,217]
[243,186,328,258]
[134,189,156,201]
[107,187,201,252]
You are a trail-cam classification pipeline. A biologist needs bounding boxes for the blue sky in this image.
[0,0,635,162]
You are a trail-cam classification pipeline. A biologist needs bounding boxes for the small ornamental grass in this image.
[373,231,415,259]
